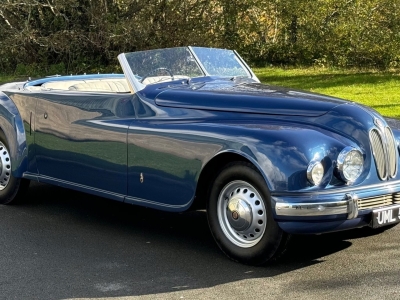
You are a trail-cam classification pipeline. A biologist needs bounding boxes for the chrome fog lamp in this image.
[307,161,324,186]
[336,147,364,183]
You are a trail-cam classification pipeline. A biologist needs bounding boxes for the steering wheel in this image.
[140,67,174,83]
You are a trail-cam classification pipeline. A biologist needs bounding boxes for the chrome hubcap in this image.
[217,180,267,248]
[227,198,252,231]
[0,142,11,191]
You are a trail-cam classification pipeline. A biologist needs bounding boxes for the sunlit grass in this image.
[253,67,400,118]
[0,75,21,85]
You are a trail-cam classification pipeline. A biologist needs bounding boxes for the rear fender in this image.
[0,92,28,178]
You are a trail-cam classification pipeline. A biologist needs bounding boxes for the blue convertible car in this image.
[0,47,399,265]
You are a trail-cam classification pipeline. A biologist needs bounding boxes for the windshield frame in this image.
[118,46,259,93]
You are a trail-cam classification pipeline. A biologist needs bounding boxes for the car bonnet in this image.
[153,82,347,117]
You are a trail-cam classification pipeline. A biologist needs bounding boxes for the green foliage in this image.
[14,64,36,76]
[48,63,66,76]
[0,0,399,72]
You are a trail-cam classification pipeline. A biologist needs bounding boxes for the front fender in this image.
[0,92,28,177]
[204,122,350,192]
[207,149,277,191]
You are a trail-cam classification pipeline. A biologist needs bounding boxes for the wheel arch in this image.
[0,92,28,178]
[191,150,272,210]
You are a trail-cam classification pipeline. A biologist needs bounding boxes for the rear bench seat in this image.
[26,75,188,92]
[27,78,130,93]
[69,79,130,93]
[43,80,86,90]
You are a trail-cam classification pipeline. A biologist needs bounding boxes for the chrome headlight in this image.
[307,160,324,186]
[336,147,364,183]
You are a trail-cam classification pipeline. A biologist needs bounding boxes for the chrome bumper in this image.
[275,193,359,220]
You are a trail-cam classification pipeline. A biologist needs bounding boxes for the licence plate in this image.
[371,205,400,228]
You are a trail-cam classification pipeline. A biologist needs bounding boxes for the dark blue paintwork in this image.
[0,72,399,235]
[155,81,345,117]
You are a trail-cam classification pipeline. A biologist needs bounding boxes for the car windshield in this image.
[122,46,251,86]
[191,47,250,77]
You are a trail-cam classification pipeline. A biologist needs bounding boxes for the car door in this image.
[34,91,135,200]
[125,96,220,210]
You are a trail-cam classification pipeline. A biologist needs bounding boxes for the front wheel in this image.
[0,131,29,204]
[207,162,289,265]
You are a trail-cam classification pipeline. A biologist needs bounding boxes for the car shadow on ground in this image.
[0,181,392,299]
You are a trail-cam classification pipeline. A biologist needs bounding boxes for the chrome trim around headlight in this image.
[307,160,324,186]
[336,146,364,184]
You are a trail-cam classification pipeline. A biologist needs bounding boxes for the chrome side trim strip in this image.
[35,175,193,211]
[22,172,39,181]
[125,195,191,210]
[36,175,125,202]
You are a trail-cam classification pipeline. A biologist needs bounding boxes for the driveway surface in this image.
[0,182,399,300]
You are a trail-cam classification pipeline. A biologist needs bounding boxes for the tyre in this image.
[0,131,29,204]
[207,162,289,265]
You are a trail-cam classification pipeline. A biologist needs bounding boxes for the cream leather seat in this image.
[25,86,44,91]
[43,80,86,90]
[69,79,130,93]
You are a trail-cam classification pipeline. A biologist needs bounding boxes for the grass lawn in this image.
[1,68,399,117]
[254,67,400,118]
[0,75,29,85]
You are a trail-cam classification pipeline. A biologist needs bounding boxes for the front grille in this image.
[385,127,397,177]
[370,129,387,179]
[358,192,400,210]
[369,126,398,180]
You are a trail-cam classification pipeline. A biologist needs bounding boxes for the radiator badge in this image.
[374,117,384,129]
